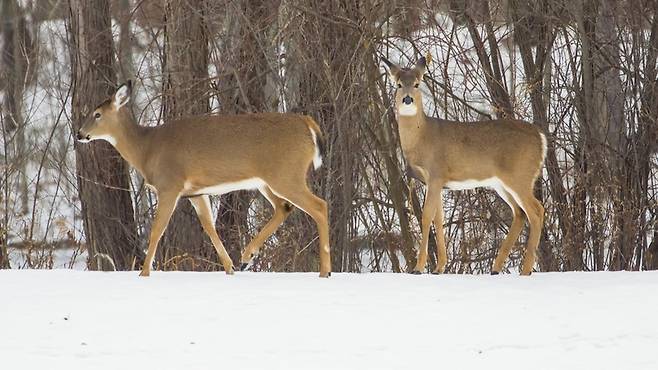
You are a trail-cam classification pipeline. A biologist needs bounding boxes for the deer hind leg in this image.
[269,181,331,278]
[140,191,179,277]
[520,195,544,275]
[240,186,293,270]
[491,186,526,274]
[502,183,545,276]
[189,195,234,274]
[413,182,442,274]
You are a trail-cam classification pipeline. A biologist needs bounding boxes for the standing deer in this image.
[76,81,331,277]
[382,57,546,275]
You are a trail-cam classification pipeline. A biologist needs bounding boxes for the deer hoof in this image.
[319,271,331,278]
[240,263,249,271]
[491,271,500,275]
[410,270,422,275]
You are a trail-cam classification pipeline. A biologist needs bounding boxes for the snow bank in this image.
[1,270,656,369]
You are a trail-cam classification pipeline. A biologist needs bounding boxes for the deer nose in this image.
[402,96,413,105]
[76,131,89,141]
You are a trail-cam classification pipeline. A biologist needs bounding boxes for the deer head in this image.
[77,81,133,145]
[382,57,426,116]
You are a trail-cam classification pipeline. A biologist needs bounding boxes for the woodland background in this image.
[1,0,657,274]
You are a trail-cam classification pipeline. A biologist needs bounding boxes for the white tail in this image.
[77,81,331,277]
[309,125,323,169]
[383,57,546,275]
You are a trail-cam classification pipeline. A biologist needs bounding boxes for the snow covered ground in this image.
[1,270,657,370]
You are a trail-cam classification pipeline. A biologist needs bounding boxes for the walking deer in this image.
[382,57,546,275]
[76,81,331,277]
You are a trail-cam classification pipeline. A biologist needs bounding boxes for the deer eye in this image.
[397,83,402,88]
[414,83,420,88]
[94,112,101,119]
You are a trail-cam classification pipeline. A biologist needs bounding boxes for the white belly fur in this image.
[444,177,527,216]
[184,178,265,195]
[444,177,502,191]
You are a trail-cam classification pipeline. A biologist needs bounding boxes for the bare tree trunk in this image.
[569,0,603,271]
[159,0,212,271]
[0,0,29,215]
[509,0,559,271]
[591,0,630,270]
[463,0,514,119]
[69,0,139,270]
[289,0,364,272]
[576,0,629,270]
[117,0,136,81]
[633,1,658,270]
[212,0,280,264]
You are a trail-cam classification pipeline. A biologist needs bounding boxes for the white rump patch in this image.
[309,127,323,170]
[398,104,418,116]
[532,132,548,181]
[187,178,265,196]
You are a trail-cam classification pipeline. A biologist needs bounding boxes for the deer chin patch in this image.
[398,104,418,116]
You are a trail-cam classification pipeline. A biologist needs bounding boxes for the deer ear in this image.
[382,57,401,82]
[415,57,427,76]
[114,81,132,109]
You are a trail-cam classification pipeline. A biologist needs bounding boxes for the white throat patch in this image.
[92,134,117,146]
[398,104,418,116]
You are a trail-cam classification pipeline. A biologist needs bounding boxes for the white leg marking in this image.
[500,182,528,218]
[258,186,277,208]
[492,181,516,216]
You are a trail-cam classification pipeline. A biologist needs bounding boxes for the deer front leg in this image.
[432,196,447,274]
[412,183,442,274]
[140,192,179,277]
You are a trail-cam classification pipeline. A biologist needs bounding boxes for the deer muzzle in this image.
[76,130,91,142]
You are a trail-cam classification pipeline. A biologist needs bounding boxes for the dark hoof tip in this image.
[431,271,442,275]
[240,263,249,271]
[491,271,500,275]
[410,270,422,275]
[328,272,331,277]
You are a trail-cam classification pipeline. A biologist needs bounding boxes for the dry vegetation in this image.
[1,0,657,273]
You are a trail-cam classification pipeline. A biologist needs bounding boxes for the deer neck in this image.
[110,112,150,176]
[396,103,428,156]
